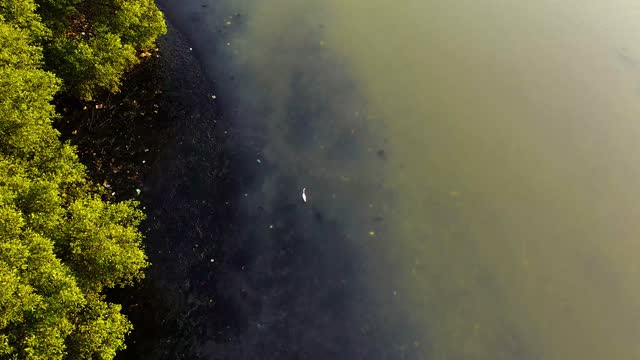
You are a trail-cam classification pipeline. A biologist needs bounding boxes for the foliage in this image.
[2,0,167,99]
[0,0,49,39]
[46,33,139,99]
[0,0,165,357]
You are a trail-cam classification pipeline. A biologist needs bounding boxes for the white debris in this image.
[210,258,215,263]
[256,159,261,164]
[302,188,307,203]
[189,47,193,51]
[111,192,116,196]
[142,160,146,164]
[211,95,217,99]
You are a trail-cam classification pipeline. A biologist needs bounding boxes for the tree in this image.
[16,0,168,99]
[0,0,164,357]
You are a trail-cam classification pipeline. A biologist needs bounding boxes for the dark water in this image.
[147,0,640,359]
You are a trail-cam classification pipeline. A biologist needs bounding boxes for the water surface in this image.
[160,1,640,359]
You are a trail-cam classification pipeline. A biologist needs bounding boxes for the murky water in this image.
[159,0,640,359]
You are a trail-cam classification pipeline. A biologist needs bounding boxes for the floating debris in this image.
[369,231,375,236]
[256,159,261,164]
[189,47,193,51]
[302,188,307,203]
[135,188,141,196]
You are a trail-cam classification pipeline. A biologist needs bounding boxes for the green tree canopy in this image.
[0,0,165,357]
[2,0,167,99]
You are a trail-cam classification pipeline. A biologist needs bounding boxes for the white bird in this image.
[302,188,307,203]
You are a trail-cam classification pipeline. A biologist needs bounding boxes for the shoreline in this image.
[58,20,236,359]
[114,22,235,359]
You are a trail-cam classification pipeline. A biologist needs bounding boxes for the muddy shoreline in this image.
[110,23,236,359]
[58,21,237,359]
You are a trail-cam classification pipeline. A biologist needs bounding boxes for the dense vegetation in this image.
[0,0,166,358]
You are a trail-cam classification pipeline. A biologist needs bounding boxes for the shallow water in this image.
[159,0,640,359]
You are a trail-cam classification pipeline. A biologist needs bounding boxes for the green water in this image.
[321,1,640,358]
[202,0,640,358]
